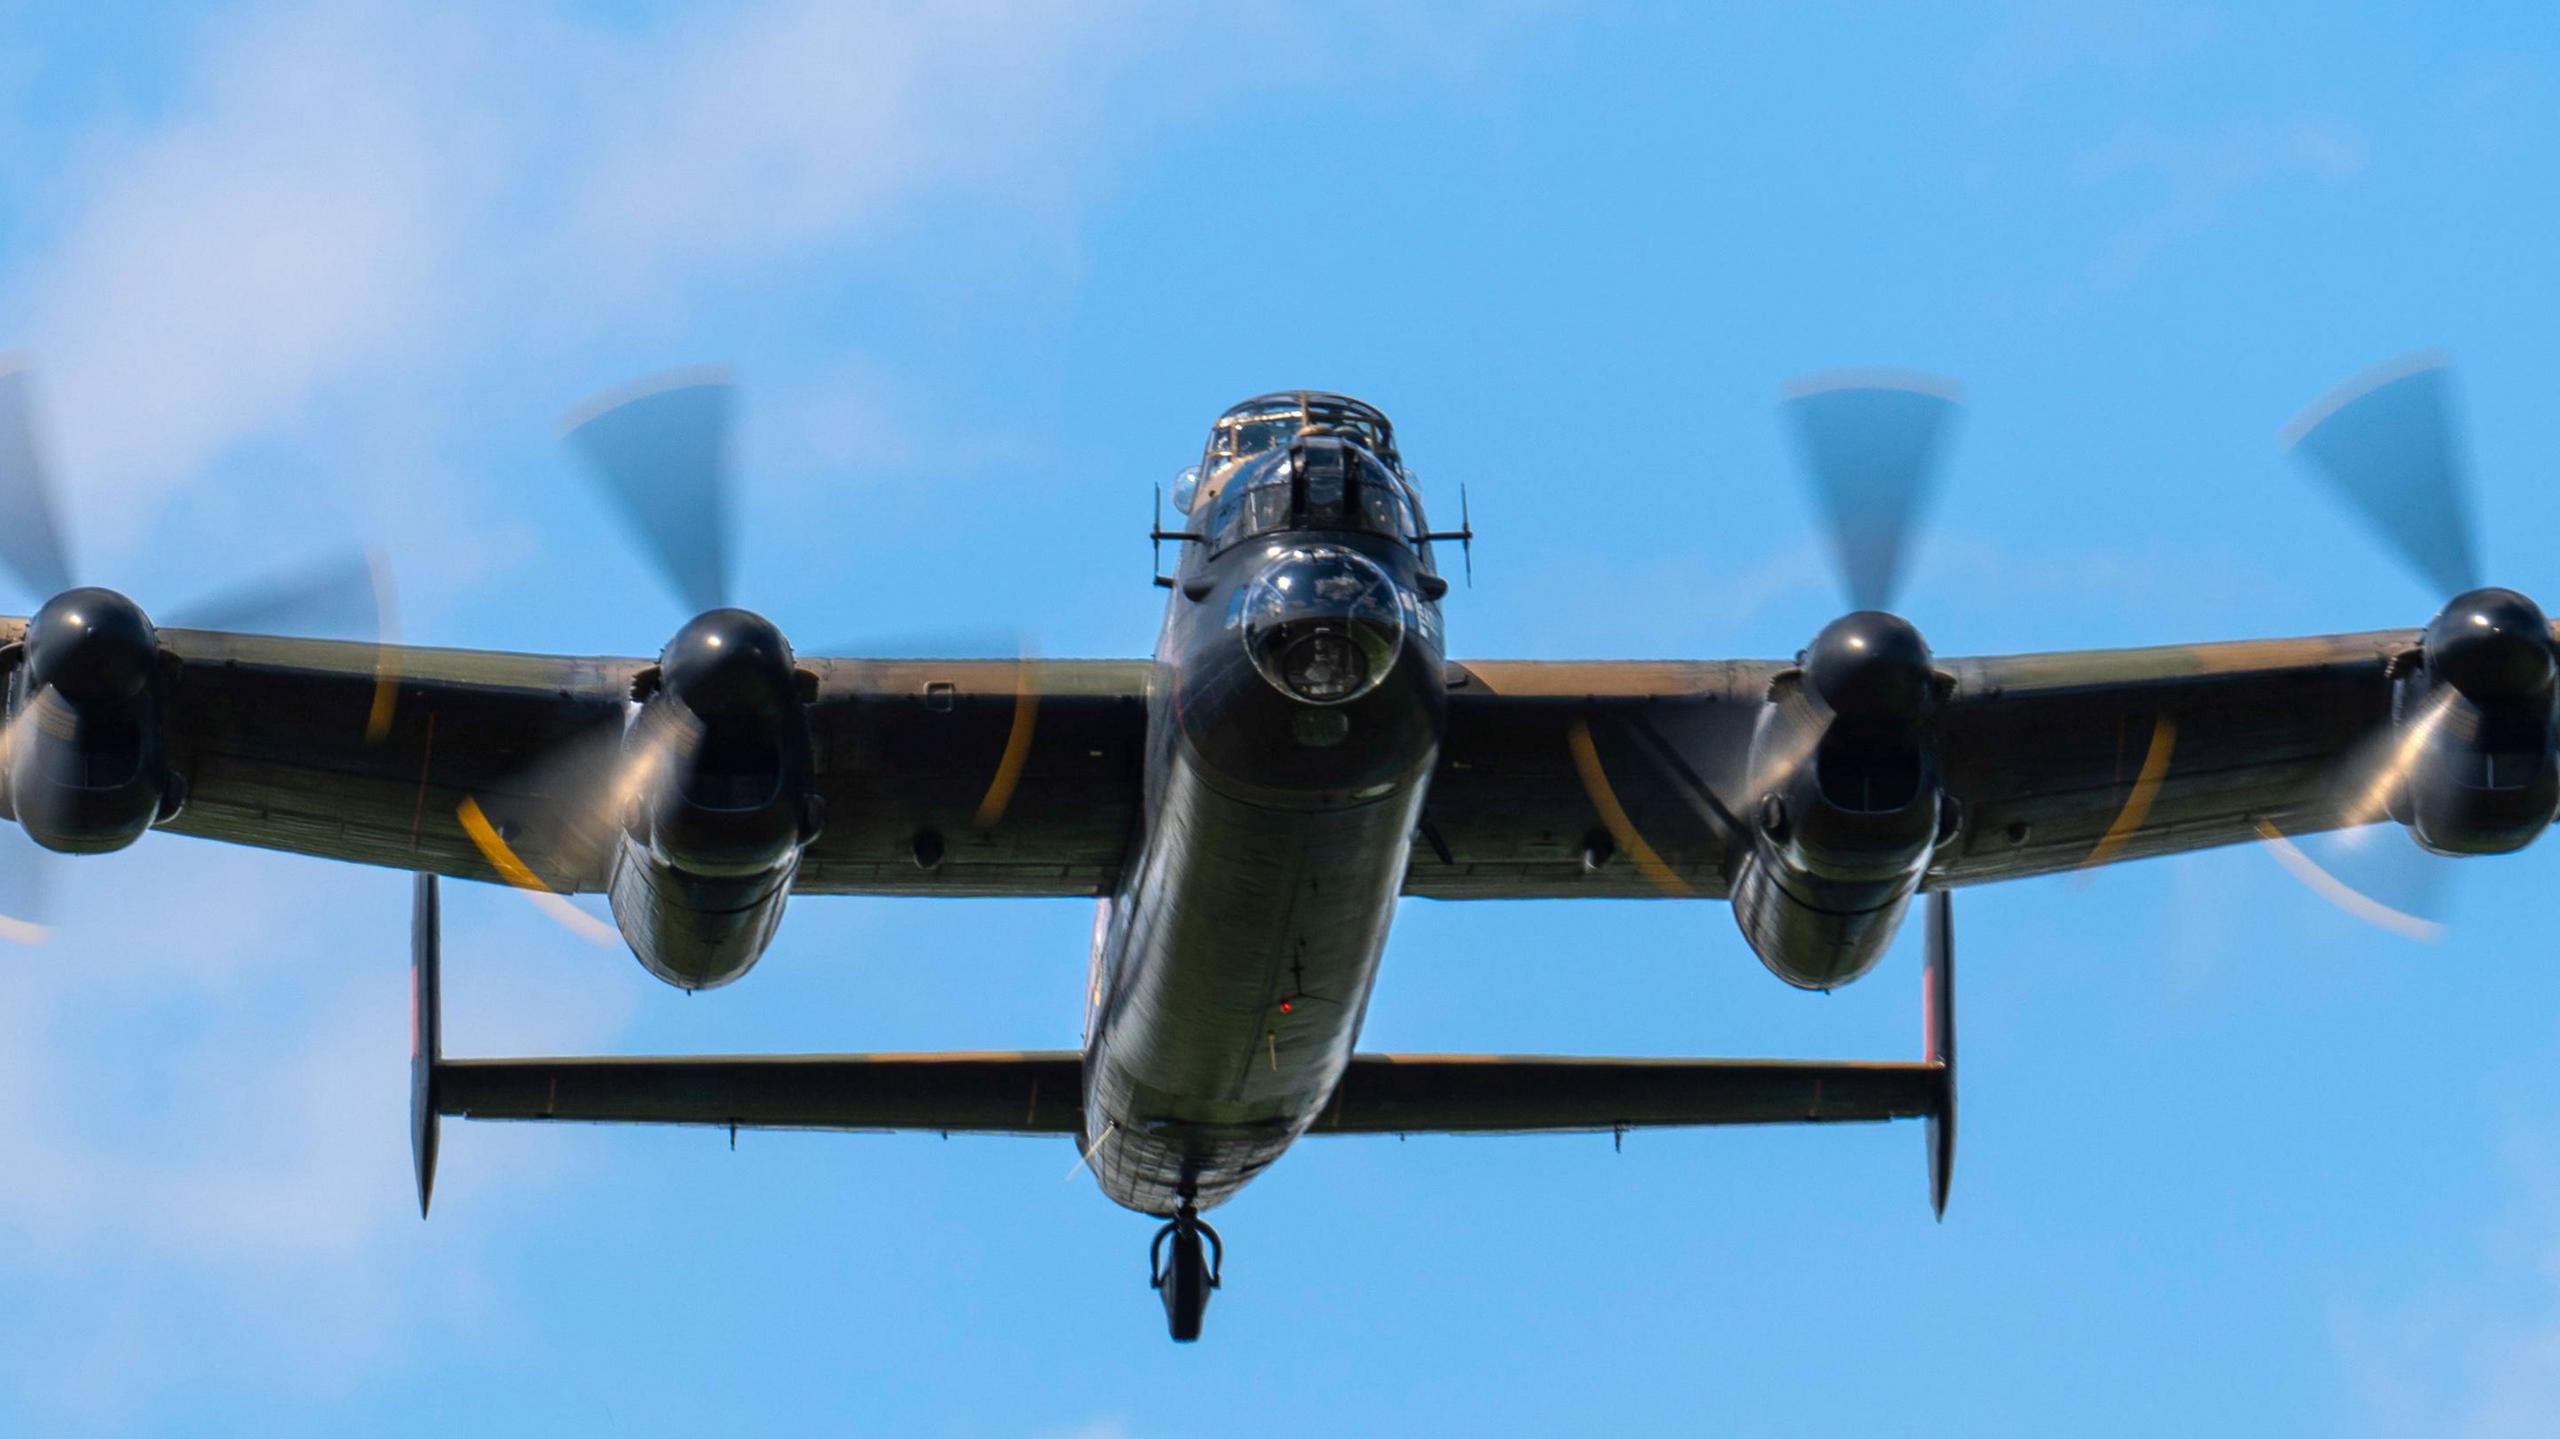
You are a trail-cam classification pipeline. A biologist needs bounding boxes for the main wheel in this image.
[1160,1224,1211,1342]
[1150,1208,1222,1343]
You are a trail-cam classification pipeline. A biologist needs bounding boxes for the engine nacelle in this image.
[608,848,799,991]
[2392,588,2560,855]
[1733,612,1951,990]
[606,608,822,990]
[5,588,177,854]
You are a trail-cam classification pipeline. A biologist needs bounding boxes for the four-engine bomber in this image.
[0,352,2545,1342]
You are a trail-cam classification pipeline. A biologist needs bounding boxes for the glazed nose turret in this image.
[1239,545,1407,707]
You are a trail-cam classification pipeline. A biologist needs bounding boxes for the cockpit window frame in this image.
[1204,392,1404,473]
[1200,434,1433,569]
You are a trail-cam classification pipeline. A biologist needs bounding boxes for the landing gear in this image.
[1149,1202,1223,1342]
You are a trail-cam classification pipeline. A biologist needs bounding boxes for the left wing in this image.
[1409,630,2406,898]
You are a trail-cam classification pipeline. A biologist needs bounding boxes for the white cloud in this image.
[2336,1123,2560,1438]
[0,0,1218,1409]
[542,3,1126,313]
[0,855,634,1255]
[21,4,482,534]
[0,0,1556,1418]
[1965,1,2226,115]
[1039,1420,1134,1439]
[2071,116,2368,291]
[5,0,1218,578]
[0,845,641,1427]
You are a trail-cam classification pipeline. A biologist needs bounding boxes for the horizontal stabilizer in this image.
[1316,1054,1941,1134]
[438,1053,1087,1135]
[433,1051,1945,1138]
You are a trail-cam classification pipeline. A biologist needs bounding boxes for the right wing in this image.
[93,621,1148,897]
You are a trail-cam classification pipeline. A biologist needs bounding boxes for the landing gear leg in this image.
[1149,1202,1223,1342]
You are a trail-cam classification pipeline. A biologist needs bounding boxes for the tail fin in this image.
[411,872,442,1218]
[1922,888,1956,1220]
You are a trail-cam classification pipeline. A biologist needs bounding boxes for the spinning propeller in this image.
[1781,371,1964,614]
[1768,369,1967,806]
[2283,353,2478,597]
[0,362,393,943]
[1581,371,1969,903]
[564,368,739,616]
[2269,351,2524,940]
[446,370,761,941]
[463,368,1039,943]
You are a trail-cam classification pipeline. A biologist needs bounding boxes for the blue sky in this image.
[0,1,2555,1433]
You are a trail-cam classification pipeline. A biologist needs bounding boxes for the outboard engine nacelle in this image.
[607,608,822,990]
[4,588,177,853]
[1732,612,1952,990]
[2391,587,2560,855]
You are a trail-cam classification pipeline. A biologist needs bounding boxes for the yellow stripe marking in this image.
[1566,715,1696,897]
[456,796,618,945]
[973,660,1040,830]
[367,672,399,743]
[2082,714,2177,869]
[364,549,400,744]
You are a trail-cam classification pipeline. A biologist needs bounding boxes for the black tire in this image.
[1161,1227,1211,1342]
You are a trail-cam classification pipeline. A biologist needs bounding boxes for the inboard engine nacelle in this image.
[1732,611,1955,990]
[607,608,824,990]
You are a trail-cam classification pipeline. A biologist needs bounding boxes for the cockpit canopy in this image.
[1204,392,1402,474]
[1204,434,1415,556]
[1182,391,1437,565]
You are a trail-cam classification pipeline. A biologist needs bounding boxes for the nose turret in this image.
[1239,546,1408,707]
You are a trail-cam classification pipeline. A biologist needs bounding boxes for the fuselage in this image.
[1080,395,1448,1216]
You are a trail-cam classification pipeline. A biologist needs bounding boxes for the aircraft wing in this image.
[1411,631,2407,897]
[70,622,1146,897]
[22,619,2402,902]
